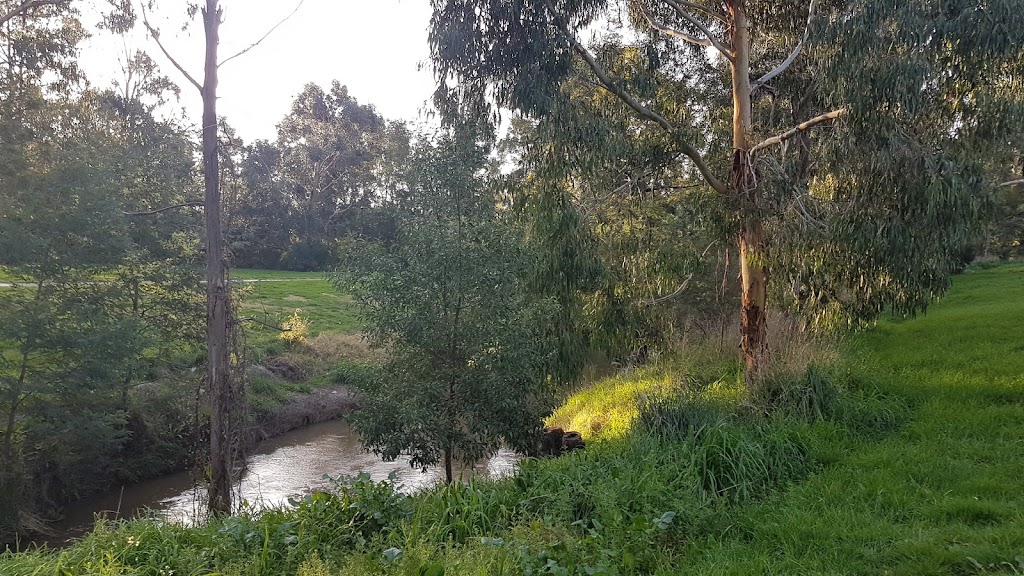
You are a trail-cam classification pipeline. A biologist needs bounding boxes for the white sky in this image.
[77,0,438,143]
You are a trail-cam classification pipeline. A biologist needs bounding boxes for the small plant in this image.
[278,308,311,347]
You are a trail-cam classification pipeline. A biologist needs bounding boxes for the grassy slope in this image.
[2,264,1022,575]
[683,263,1024,575]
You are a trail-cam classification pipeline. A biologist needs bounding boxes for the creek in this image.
[36,419,518,548]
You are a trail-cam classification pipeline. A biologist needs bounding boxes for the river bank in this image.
[3,354,369,550]
[23,418,518,550]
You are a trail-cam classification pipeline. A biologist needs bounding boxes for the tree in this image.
[275,82,386,269]
[428,0,1023,384]
[139,0,308,515]
[138,0,235,515]
[332,129,556,483]
[0,1,202,535]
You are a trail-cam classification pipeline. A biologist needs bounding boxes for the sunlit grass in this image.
[546,357,746,441]
[546,367,677,440]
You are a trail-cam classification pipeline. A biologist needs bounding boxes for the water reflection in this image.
[48,419,518,545]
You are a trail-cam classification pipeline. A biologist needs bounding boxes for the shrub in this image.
[278,308,311,347]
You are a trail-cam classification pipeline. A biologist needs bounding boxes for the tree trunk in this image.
[202,0,232,517]
[728,1,769,385]
[444,447,453,484]
[2,346,30,473]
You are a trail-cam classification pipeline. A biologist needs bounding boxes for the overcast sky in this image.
[78,0,438,143]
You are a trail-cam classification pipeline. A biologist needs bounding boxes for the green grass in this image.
[238,277,360,341]
[232,269,327,281]
[4,264,1022,575]
[679,263,1024,575]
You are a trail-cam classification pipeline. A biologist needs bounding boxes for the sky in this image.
[77,0,439,143]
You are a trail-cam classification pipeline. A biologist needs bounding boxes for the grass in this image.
[238,278,360,339]
[232,269,327,281]
[679,263,1024,575]
[3,263,1022,575]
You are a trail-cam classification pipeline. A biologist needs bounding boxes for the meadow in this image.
[1,263,1021,575]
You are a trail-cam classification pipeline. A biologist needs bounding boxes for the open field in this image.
[238,275,360,338]
[233,269,327,281]
[3,263,1022,575]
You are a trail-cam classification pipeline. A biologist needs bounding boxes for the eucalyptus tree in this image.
[137,0,308,516]
[429,0,1024,383]
[332,129,557,483]
[275,82,386,267]
[138,0,237,515]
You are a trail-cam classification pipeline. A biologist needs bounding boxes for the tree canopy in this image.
[429,0,1024,379]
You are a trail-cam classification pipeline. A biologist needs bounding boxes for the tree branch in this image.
[138,1,202,93]
[643,273,694,305]
[218,0,304,68]
[123,200,205,216]
[750,0,815,93]
[999,179,1024,187]
[668,0,727,22]
[751,108,847,155]
[642,242,717,305]
[547,2,727,193]
[661,0,733,60]
[0,0,66,28]
[637,2,711,48]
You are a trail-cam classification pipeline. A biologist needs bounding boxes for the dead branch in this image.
[638,2,711,48]
[643,273,695,305]
[999,179,1024,187]
[123,200,205,216]
[235,317,290,331]
[218,0,305,68]
[139,1,202,93]
[641,241,718,305]
[750,0,815,93]
[547,2,727,194]
[751,108,847,155]
[667,0,727,22]
[661,0,733,59]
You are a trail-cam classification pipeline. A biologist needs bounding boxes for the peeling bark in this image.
[729,1,769,384]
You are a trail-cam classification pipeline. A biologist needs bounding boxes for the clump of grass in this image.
[635,384,729,442]
[755,364,839,421]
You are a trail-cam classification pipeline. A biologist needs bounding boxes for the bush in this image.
[279,240,331,272]
[278,308,311,347]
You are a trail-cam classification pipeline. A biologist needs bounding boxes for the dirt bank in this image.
[246,386,360,444]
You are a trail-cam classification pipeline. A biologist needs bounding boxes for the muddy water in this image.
[44,419,518,546]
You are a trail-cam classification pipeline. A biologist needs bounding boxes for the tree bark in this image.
[202,0,232,517]
[443,447,453,484]
[728,1,768,384]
